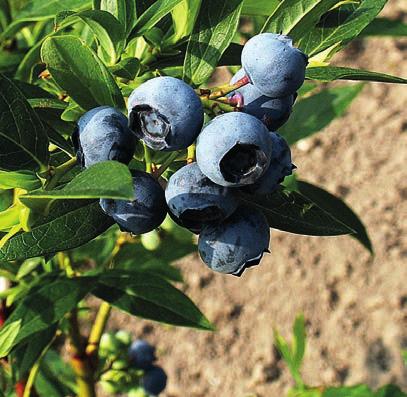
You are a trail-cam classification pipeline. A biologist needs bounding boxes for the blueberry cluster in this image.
[73,33,307,276]
[99,332,167,396]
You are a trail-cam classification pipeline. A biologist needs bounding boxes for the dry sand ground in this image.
[105,2,407,396]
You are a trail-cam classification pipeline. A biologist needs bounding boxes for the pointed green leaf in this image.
[0,170,41,190]
[0,200,114,261]
[295,180,373,253]
[280,84,364,145]
[183,0,244,86]
[109,57,140,79]
[242,0,279,16]
[168,0,201,43]
[306,66,407,84]
[298,0,387,57]
[100,0,136,36]
[323,385,373,397]
[94,270,214,330]
[132,0,183,36]
[262,0,340,42]
[292,314,306,370]
[0,74,49,172]
[0,277,95,357]
[15,0,92,19]
[240,188,354,236]
[21,161,134,206]
[0,320,21,356]
[41,35,125,110]
[360,17,407,37]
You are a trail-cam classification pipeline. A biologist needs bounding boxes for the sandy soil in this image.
[106,2,407,396]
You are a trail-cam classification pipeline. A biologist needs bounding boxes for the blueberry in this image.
[100,171,167,234]
[196,112,273,187]
[165,163,239,232]
[230,68,296,130]
[241,33,308,98]
[242,133,294,195]
[128,77,204,151]
[128,339,156,370]
[198,205,270,276]
[141,366,167,396]
[73,106,136,168]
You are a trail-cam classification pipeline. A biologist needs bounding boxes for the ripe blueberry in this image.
[242,133,294,195]
[100,171,167,234]
[73,106,136,168]
[198,205,270,276]
[128,77,204,151]
[230,68,296,130]
[196,112,273,187]
[241,33,308,98]
[165,163,239,232]
[141,366,167,396]
[128,339,156,370]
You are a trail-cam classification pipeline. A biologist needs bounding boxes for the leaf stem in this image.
[200,98,236,115]
[45,157,77,191]
[152,151,182,179]
[143,143,153,174]
[187,144,196,164]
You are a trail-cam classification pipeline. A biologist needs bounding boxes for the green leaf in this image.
[132,0,183,36]
[240,188,354,236]
[0,74,49,172]
[295,180,373,253]
[15,0,92,19]
[41,35,125,110]
[183,0,244,86]
[360,17,407,37]
[280,84,364,145]
[323,385,373,397]
[0,170,41,190]
[374,385,407,397]
[94,270,214,330]
[109,57,140,79]
[168,0,201,43]
[298,0,387,57]
[0,320,22,356]
[242,0,279,16]
[100,0,136,37]
[61,10,126,65]
[292,314,306,371]
[0,50,24,74]
[21,161,134,206]
[0,200,114,261]
[0,276,94,357]
[306,66,407,84]
[262,0,340,42]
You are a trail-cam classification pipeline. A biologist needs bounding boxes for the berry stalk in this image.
[199,75,250,100]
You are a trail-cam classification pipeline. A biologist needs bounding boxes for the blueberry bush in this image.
[0,0,405,396]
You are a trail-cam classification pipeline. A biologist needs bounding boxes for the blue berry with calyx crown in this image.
[128,76,204,151]
[141,366,167,396]
[128,339,156,370]
[242,132,294,195]
[165,163,239,233]
[241,33,308,98]
[73,106,136,168]
[230,68,296,130]
[198,205,270,276]
[100,170,167,235]
[196,112,273,187]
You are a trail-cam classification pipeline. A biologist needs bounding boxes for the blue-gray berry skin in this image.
[128,340,156,370]
[165,163,239,232]
[141,366,167,396]
[242,133,294,195]
[230,69,296,130]
[100,171,167,234]
[241,33,308,98]
[198,205,270,276]
[73,106,136,168]
[128,77,204,151]
[196,112,273,187]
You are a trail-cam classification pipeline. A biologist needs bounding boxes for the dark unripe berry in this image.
[128,77,204,151]
[241,33,308,98]
[196,112,273,187]
[141,366,167,396]
[73,106,136,168]
[128,339,156,370]
[198,205,270,276]
[100,171,167,234]
[165,163,239,232]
